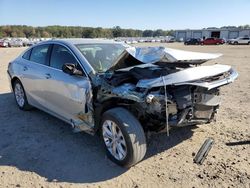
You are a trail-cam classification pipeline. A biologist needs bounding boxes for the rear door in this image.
[20,44,52,109]
[45,44,92,122]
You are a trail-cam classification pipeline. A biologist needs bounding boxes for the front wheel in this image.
[101,107,147,167]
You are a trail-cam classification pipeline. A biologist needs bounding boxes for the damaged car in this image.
[7,39,238,167]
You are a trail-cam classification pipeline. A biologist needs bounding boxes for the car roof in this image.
[50,38,118,45]
[33,38,123,48]
[26,38,125,76]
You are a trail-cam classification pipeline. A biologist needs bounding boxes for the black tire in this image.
[193,138,214,165]
[13,79,32,110]
[101,107,147,167]
[234,41,238,45]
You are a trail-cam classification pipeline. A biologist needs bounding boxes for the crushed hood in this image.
[136,64,237,89]
[109,46,222,71]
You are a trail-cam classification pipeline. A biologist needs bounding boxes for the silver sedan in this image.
[7,39,237,167]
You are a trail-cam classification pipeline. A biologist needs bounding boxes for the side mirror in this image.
[62,63,83,76]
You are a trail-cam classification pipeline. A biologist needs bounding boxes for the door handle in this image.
[45,73,51,79]
[23,66,28,71]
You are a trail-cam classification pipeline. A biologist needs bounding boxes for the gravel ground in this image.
[0,43,249,188]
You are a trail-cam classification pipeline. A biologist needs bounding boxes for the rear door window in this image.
[30,44,50,65]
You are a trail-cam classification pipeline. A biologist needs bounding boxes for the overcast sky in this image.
[0,0,249,30]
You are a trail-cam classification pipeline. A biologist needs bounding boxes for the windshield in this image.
[76,43,126,72]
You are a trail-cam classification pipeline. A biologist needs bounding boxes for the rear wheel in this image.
[13,79,32,110]
[234,41,238,45]
[101,107,147,167]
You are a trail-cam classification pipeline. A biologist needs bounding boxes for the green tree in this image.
[112,26,122,37]
[143,30,153,37]
[153,29,164,37]
[0,25,176,38]
[41,31,51,38]
[23,26,35,38]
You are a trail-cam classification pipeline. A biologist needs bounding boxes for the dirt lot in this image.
[0,43,249,188]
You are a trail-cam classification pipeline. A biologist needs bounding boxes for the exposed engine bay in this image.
[89,47,238,133]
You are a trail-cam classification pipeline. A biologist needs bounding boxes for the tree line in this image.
[0,25,174,38]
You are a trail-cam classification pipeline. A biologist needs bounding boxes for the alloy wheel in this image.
[102,120,127,160]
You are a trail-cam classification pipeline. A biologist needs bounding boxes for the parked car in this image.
[0,39,9,47]
[7,39,238,167]
[201,38,225,45]
[228,37,250,45]
[21,38,30,47]
[138,39,145,43]
[168,37,175,43]
[8,39,23,47]
[131,40,138,44]
[26,40,35,46]
[161,37,175,43]
[184,38,201,45]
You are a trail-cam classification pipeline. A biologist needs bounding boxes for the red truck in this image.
[201,38,225,45]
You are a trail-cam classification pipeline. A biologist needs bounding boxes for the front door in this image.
[45,44,93,125]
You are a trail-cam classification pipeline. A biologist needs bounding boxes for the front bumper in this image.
[176,68,239,90]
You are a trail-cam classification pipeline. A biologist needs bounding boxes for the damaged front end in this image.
[91,46,238,133]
